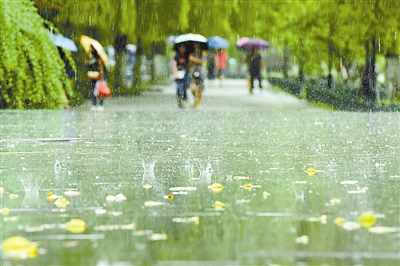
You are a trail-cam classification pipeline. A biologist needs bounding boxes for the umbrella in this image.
[173,33,208,52]
[174,33,207,44]
[236,37,269,52]
[51,34,78,52]
[207,36,230,50]
[126,44,137,54]
[80,35,109,66]
[236,37,250,47]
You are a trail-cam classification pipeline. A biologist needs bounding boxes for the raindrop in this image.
[378,38,380,52]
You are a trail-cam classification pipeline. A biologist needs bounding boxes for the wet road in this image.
[1,79,399,265]
[78,78,306,112]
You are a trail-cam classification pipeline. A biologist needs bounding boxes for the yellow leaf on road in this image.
[65,219,86,233]
[234,176,250,180]
[2,236,38,260]
[358,212,376,228]
[54,197,69,208]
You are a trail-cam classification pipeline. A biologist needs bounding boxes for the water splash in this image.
[184,158,195,178]
[19,174,45,207]
[54,160,62,175]
[199,163,214,183]
[142,159,156,185]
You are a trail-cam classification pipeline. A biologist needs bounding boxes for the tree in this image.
[4,0,400,109]
[0,0,73,109]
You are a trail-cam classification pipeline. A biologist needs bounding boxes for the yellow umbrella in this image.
[80,35,109,66]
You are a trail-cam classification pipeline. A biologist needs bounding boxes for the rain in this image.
[1,79,399,264]
[1,1,400,266]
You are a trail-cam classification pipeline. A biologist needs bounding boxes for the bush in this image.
[269,77,400,112]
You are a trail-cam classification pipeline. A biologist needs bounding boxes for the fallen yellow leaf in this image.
[358,212,376,228]
[1,207,10,216]
[65,219,86,233]
[208,183,223,189]
[263,191,271,199]
[2,236,38,260]
[144,200,164,207]
[208,183,224,194]
[143,183,152,190]
[305,168,316,176]
[234,176,250,180]
[54,197,69,208]
[213,201,228,210]
[295,235,309,245]
[334,217,346,226]
[163,193,174,200]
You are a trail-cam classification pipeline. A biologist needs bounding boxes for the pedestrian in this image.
[189,42,206,110]
[124,44,137,88]
[85,45,105,110]
[244,48,267,93]
[172,43,191,108]
[206,50,217,81]
[217,48,229,87]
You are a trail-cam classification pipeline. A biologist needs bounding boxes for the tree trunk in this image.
[133,0,143,93]
[361,37,376,104]
[283,47,290,78]
[328,27,334,89]
[132,37,142,93]
[113,34,128,91]
[299,68,305,84]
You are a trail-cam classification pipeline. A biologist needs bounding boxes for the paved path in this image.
[81,79,306,112]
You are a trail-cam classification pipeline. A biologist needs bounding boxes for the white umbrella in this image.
[173,33,208,52]
[174,33,207,44]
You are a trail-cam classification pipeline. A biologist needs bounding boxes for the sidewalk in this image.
[88,79,305,112]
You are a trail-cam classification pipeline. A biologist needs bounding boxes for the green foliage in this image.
[270,77,400,112]
[3,0,400,109]
[0,0,71,109]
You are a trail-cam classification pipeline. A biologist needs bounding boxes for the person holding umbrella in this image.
[172,43,191,108]
[207,36,230,87]
[237,37,269,93]
[216,48,229,87]
[173,33,208,109]
[81,35,109,110]
[244,48,267,94]
[189,42,207,110]
[86,45,106,109]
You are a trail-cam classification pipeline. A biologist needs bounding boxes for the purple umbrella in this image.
[236,37,269,52]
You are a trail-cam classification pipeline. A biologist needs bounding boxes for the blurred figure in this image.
[217,49,229,87]
[85,45,105,109]
[172,43,191,108]
[124,44,137,88]
[207,50,217,81]
[189,43,206,110]
[244,48,266,93]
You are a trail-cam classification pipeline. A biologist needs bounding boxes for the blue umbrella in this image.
[51,34,78,52]
[207,36,230,49]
